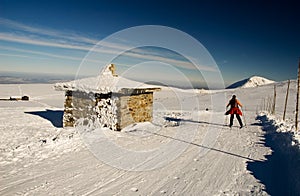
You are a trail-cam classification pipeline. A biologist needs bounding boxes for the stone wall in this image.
[63,91,75,127]
[95,94,118,130]
[63,90,155,131]
[117,92,153,130]
[63,91,97,127]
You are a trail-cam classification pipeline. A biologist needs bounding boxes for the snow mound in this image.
[122,122,160,135]
[264,114,300,148]
[227,76,274,89]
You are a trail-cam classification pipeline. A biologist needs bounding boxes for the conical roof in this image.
[54,64,160,94]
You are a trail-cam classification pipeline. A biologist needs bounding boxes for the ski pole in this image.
[224,106,228,126]
[242,106,247,127]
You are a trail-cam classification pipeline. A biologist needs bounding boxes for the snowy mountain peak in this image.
[227,76,275,89]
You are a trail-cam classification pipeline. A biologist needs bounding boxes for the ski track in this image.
[0,83,289,195]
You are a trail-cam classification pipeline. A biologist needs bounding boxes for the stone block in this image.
[62,90,156,130]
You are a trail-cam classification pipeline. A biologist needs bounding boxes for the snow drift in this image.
[227,76,274,89]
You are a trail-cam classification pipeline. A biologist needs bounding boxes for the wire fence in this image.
[256,59,300,131]
[257,85,277,115]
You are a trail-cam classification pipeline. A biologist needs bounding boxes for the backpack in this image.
[229,98,238,108]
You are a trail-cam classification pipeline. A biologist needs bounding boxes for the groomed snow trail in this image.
[0,83,279,195]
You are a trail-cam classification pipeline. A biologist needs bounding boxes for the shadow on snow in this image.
[25,109,63,128]
[148,130,257,162]
[149,117,257,162]
[247,115,300,196]
[164,116,228,128]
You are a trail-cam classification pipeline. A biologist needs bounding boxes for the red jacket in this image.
[226,98,242,116]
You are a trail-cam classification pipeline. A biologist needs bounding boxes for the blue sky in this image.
[0,0,299,87]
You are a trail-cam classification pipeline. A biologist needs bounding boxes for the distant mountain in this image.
[0,72,77,84]
[227,76,275,89]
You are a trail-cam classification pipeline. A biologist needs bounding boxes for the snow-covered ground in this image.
[0,81,299,195]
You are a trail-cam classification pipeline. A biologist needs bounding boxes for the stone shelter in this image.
[54,64,160,131]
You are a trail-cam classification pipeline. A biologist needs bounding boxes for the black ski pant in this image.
[230,114,243,127]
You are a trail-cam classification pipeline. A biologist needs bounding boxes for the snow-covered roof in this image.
[54,64,160,94]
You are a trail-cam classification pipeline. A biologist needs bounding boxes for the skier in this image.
[226,95,243,128]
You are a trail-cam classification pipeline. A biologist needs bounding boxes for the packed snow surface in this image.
[1,79,299,195]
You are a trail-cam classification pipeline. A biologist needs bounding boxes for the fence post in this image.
[272,85,276,115]
[283,80,290,121]
[296,59,300,131]
[268,96,272,114]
